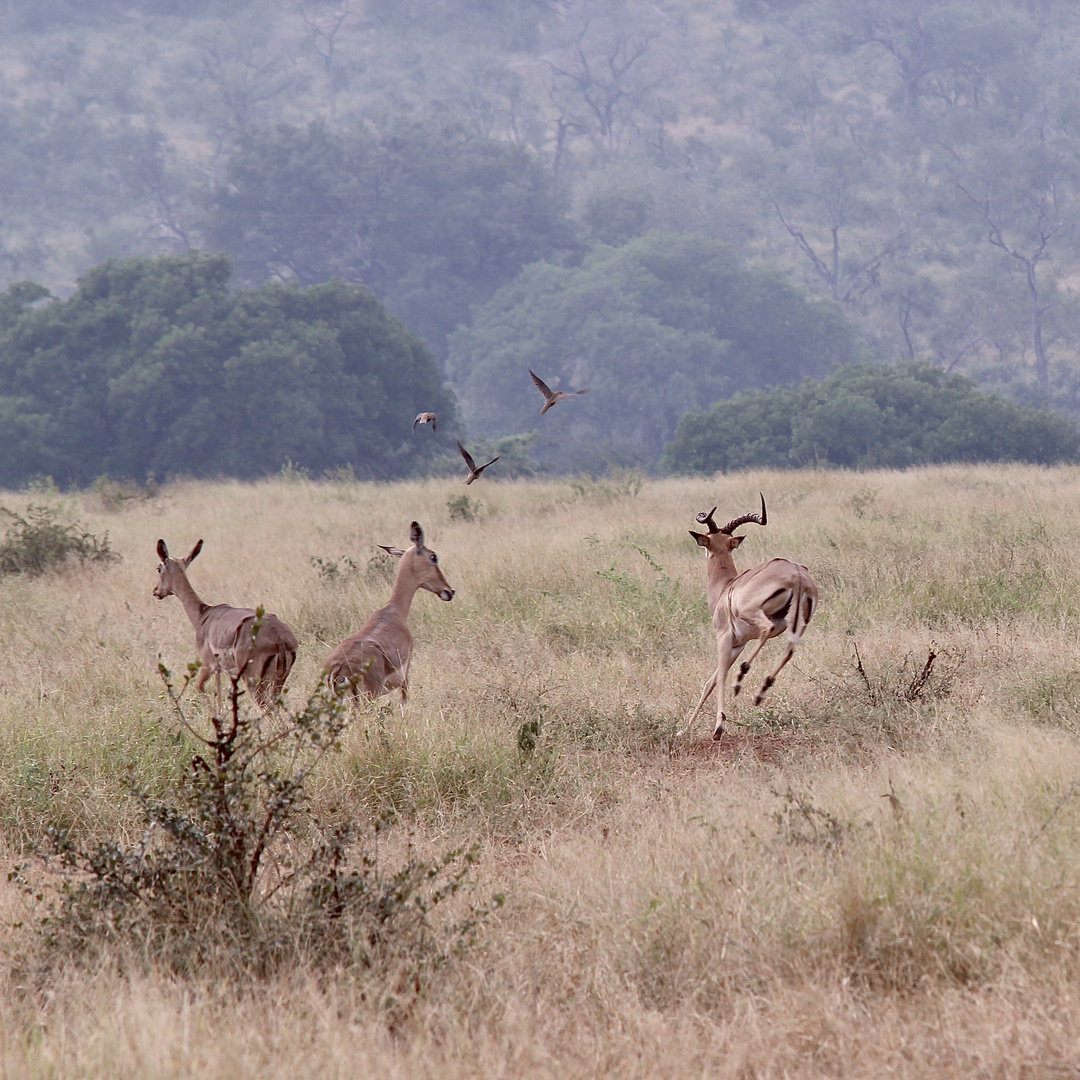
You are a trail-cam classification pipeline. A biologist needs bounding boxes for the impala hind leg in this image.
[754,591,815,705]
[732,630,775,699]
[754,646,795,705]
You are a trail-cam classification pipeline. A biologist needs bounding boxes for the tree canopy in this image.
[4,1,1080,433]
[448,232,859,472]
[663,363,1080,474]
[0,252,455,487]
[202,118,578,364]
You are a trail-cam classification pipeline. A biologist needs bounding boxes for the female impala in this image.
[324,521,453,700]
[681,496,817,742]
[153,538,298,711]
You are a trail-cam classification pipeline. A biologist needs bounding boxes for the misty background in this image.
[0,0,1078,481]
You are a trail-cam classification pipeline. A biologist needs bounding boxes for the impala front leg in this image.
[712,638,743,742]
[680,670,717,738]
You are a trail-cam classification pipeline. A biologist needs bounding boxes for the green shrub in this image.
[663,362,1080,473]
[16,662,493,999]
[0,503,118,576]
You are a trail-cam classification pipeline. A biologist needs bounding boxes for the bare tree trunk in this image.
[1025,260,1050,395]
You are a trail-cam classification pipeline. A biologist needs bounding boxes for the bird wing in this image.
[457,441,477,471]
[478,456,501,473]
[529,369,555,400]
[412,414,421,431]
[575,388,590,396]
[431,415,437,432]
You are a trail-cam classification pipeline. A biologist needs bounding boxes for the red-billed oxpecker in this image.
[529,368,590,414]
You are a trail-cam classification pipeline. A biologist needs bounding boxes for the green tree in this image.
[448,232,859,472]
[0,253,455,486]
[202,117,577,363]
[664,362,1080,473]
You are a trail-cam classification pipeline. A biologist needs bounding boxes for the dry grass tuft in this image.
[0,465,1076,1075]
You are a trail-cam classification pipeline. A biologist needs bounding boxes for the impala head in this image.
[689,494,768,554]
[153,537,203,599]
[402,521,454,601]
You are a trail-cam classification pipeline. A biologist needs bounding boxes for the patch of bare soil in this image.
[638,728,817,771]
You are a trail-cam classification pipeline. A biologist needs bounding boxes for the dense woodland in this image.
[1,0,1079,477]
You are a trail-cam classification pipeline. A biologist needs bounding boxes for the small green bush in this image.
[447,494,480,522]
[663,363,1080,473]
[0,503,118,576]
[16,662,494,999]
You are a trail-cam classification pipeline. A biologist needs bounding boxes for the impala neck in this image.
[704,547,740,614]
[386,557,423,620]
[170,566,209,627]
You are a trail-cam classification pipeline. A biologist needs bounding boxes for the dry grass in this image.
[0,465,1079,1076]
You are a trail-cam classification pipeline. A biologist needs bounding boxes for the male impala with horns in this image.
[680,495,817,742]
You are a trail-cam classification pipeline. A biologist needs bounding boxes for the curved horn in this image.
[694,506,720,534]
[719,493,767,535]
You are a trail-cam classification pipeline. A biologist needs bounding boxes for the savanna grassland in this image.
[1,466,1080,1077]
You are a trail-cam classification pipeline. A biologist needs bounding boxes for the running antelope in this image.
[323,522,454,700]
[681,496,817,741]
[153,539,298,711]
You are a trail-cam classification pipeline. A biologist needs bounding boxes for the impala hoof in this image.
[712,727,724,742]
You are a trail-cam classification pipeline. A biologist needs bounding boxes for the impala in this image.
[324,521,453,700]
[153,539,298,711]
[681,496,817,741]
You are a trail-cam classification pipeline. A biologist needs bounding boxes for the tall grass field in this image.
[0,466,1079,1077]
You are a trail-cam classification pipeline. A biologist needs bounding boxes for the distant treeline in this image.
[449,232,860,473]
[0,249,1073,490]
[0,254,454,487]
[664,365,1080,474]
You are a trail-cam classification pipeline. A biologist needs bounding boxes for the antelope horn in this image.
[719,493,768,535]
[694,506,720,534]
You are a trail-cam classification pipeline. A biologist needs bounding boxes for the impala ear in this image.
[689,530,710,547]
[378,545,405,559]
[157,539,169,562]
[731,535,746,549]
[184,539,204,566]
[409,521,425,551]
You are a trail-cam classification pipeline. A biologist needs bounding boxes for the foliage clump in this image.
[18,667,490,1000]
[448,232,859,471]
[0,254,455,487]
[0,503,117,577]
[664,363,1080,473]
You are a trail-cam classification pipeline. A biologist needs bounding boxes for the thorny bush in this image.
[14,648,495,1007]
[0,503,117,576]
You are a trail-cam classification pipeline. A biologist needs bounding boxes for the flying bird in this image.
[530,368,590,415]
[412,412,437,432]
[457,441,500,485]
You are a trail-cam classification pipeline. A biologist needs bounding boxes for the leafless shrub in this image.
[853,640,964,707]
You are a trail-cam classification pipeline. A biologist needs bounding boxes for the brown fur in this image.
[324,522,453,700]
[153,538,297,710]
[681,517,817,742]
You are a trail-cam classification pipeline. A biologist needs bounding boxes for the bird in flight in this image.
[530,369,590,415]
[457,441,500,484]
[412,412,438,432]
